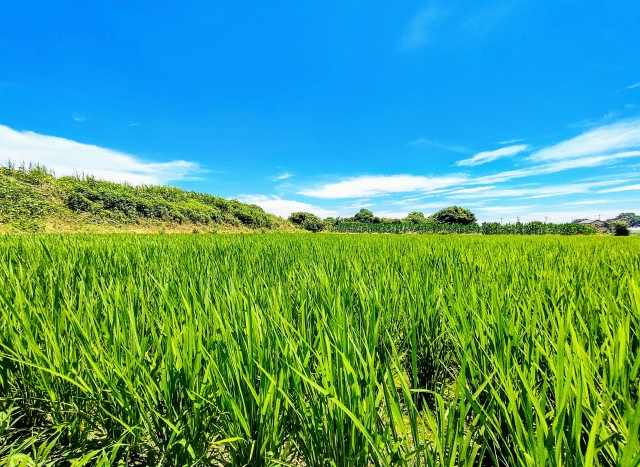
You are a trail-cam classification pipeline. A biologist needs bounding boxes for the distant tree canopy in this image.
[404,211,426,224]
[382,217,402,224]
[288,212,324,232]
[432,206,477,225]
[354,208,375,223]
[326,206,478,227]
[608,212,640,227]
[323,217,338,227]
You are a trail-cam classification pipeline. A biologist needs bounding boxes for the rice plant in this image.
[0,234,638,466]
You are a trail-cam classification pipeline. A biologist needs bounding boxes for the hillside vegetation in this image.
[0,164,292,233]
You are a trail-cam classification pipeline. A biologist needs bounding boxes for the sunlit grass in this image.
[0,234,638,466]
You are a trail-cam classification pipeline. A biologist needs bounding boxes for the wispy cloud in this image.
[529,118,640,162]
[475,151,640,184]
[447,180,627,200]
[238,194,339,218]
[299,174,467,199]
[271,172,293,181]
[72,115,87,122]
[628,82,640,90]
[455,144,528,166]
[499,138,524,145]
[0,124,201,185]
[598,183,640,193]
[407,138,468,153]
[125,123,139,127]
[401,5,448,49]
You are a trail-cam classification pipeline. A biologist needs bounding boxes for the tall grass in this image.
[0,235,638,466]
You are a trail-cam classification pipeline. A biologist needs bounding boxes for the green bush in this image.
[288,211,324,232]
[404,211,426,224]
[354,208,375,223]
[1,165,285,231]
[432,205,477,225]
[609,220,630,236]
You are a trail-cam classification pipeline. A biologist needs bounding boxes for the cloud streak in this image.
[408,138,468,153]
[299,174,467,199]
[447,180,627,200]
[456,144,528,166]
[529,118,640,162]
[598,183,640,193]
[0,124,201,185]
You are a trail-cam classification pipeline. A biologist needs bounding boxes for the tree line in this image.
[289,206,636,235]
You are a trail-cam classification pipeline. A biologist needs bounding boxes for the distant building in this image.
[579,219,607,232]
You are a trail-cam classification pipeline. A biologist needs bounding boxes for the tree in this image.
[288,212,324,232]
[571,218,588,224]
[323,217,338,227]
[609,212,640,227]
[354,208,375,223]
[431,206,477,225]
[609,220,630,236]
[404,211,425,224]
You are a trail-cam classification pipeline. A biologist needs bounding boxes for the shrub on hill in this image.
[0,163,284,231]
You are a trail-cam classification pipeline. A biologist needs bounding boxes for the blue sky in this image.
[1,0,640,222]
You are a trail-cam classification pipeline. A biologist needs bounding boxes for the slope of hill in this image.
[0,164,294,233]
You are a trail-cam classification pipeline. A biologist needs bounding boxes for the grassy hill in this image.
[0,163,294,233]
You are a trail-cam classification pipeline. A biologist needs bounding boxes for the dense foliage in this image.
[0,163,285,232]
[609,220,631,236]
[431,206,477,225]
[327,220,598,235]
[353,208,378,223]
[608,212,640,227]
[288,211,325,232]
[1,235,638,466]
[404,211,426,224]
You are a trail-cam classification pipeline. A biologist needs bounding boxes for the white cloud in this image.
[299,174,467,199]
[0,124,201,185]
[529,118,640,162]
[401,6,447,49]
[237,195,339,218]
[499,138,524,145]
[456,144,528,166]
[598,183,640,193]
[474,150,640,184]
[628,82,640,90]
[272,172,293,181]
[447,180,627,200]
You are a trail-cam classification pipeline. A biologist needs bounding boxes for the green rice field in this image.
[1,234,639,466]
